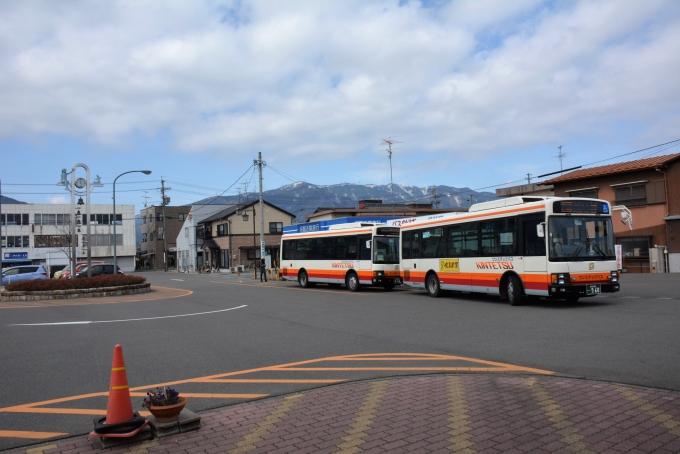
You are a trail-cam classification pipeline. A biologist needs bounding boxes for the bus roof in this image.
[387,196,610,230]
[282,216,400,235]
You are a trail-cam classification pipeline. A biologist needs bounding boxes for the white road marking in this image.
[171,278,184,281]
[8,305,247,326]
[656,297,673,300]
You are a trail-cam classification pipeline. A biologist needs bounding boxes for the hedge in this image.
[4,275,146,292]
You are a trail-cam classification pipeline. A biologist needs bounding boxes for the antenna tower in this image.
[556,145,567,174]
[430,187,441,208]
[380,137,402,211]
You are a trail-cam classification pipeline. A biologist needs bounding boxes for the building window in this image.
[217,224,228,236]
[149,232,154,241]
[196,226,205,239]
[179,213,187,221]
[615,184,646,206]
[617,236,650,258]
[157,213,163,221]
[247,249,257,259]
[158,227,164,240]
[34,235,70,248]
[569,189,598,198]
[269,222,283,234]
[142,215,146,224]
[1,236,29,247]
[185,227,189,238]
[89,234,123,246]
[1,214,29,226]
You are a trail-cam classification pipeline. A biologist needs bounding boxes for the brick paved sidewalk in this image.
[17,375,680,454]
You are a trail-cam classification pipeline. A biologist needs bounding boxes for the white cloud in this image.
[0,0,679,170]
[47,195,69,204]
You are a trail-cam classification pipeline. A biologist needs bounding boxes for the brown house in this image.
[542,153,680,273]
[197,200,294,270]
[139,205,191,270]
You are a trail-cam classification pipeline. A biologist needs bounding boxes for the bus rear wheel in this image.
[426,274,441,298]
[507,275,524,306]
[299,270,311,288]
[346,272,361,292]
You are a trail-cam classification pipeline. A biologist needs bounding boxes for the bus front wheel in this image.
[426,274,441,298]
[507,275,524,306]
[346,272,361,292]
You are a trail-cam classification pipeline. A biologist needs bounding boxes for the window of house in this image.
[196,226,205,239]
[269,222,283,234]
[33,235,70,248]
[247,249,257,259]
[179,213,187,221]
[156,213,163,221]
[185,227,189,238]
[2,214,29,225]
[1,236,29,247]
[158,227,164,240]
[142,215,146,224]
[149,232,154,241]
[615,184,647,206]
[217,224,228,236]
[617,236,651,258]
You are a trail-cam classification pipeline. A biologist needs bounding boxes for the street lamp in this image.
[113,170,152,272]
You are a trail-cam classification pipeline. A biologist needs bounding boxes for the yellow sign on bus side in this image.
[439,259,460,273]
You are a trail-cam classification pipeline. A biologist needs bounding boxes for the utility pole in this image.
[469,194,473,207]
[556,145,566,174]
[430,187,441,208]
[526,173,532,184]
[161,178,170,272]
[254,153,266,263]
[381,138,402,214]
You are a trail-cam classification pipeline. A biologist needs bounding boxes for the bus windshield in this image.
[548,216,615,261]
[373,236,399,264]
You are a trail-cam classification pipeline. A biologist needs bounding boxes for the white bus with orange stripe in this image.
[280,222,401,291]
[389,196,621,305]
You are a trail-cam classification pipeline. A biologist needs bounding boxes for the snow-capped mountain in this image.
[191,182,497,222]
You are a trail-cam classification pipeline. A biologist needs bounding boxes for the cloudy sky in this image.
[2,0,679,211]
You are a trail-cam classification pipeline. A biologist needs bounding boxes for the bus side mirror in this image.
[536,224,545,238]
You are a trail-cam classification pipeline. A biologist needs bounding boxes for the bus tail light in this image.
[551,273,570,285]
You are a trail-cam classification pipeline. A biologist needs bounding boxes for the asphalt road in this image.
[0,271,679,451]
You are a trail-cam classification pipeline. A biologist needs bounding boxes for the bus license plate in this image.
[586,284,601,295]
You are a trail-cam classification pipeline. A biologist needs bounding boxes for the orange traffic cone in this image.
[90,345,148,438]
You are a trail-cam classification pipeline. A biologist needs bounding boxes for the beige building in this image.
[197,200,294,270]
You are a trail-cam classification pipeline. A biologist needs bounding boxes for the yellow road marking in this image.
[336,381,387,453]
[448,377,475,453]
[528,378,595,454]
[0,352,553,437]
[193,379,346,384]
[228,394,303,454]
[0,431,66,439]
[614,386,680,437]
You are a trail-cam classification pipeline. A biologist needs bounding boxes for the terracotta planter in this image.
[148,396,187,423]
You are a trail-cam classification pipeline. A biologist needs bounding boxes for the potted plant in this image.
[142,387,187,423]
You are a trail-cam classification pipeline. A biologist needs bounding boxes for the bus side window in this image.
[447,225,463,256]
[463,223,479,256]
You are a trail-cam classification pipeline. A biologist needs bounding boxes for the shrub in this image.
[4,275,146,292]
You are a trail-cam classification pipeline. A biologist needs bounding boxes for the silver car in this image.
[1,265,48,286]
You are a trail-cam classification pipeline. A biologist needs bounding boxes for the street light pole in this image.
[113,170,152,273]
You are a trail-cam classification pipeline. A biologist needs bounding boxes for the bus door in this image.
[520,215,547,273]
[358,234,372,282]
[400,230,422,286]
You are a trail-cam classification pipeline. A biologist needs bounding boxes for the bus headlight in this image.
[373,271,384,277]
[551,273,570,285]
[610,271,618,283]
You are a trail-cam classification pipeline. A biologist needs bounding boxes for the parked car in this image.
[76,264,123,278]
[49,264,67,278]
[60,261,105,279]
[2,265,48,286]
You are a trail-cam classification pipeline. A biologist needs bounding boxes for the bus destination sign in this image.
[376,227,400,236]
[553,200,608,214]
